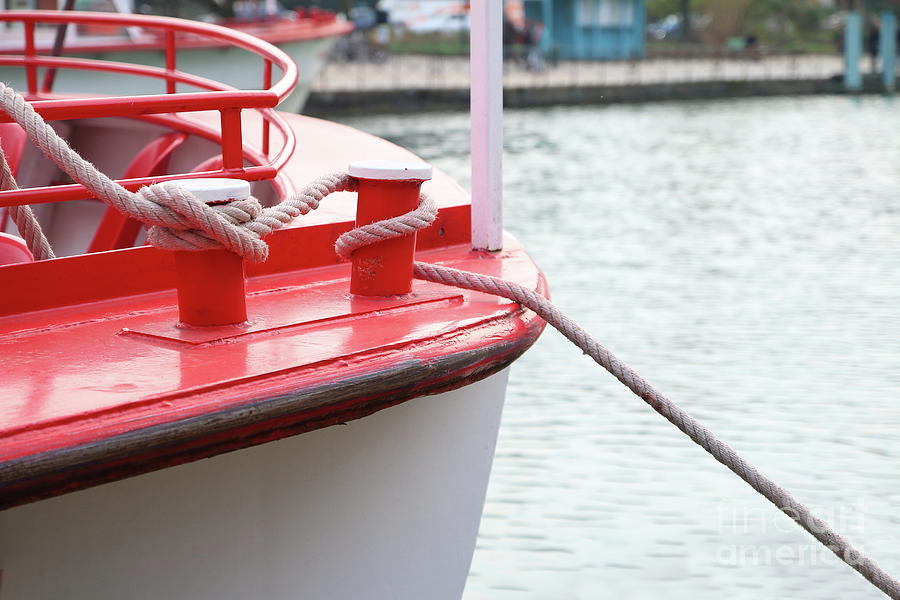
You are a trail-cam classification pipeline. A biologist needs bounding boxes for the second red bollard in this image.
[347,160,432,296]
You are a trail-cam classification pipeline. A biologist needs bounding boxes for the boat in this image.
[0,4,352,113]
[0,8,545,599]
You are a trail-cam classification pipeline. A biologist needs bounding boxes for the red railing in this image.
[0,10,300,207]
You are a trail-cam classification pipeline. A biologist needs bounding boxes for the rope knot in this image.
[334,191,437,260]
[139,181,269,263]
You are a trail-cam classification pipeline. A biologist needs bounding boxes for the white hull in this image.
[0,35,336,113]
[0,369,509,600]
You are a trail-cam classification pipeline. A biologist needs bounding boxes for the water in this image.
[338,96,900,600]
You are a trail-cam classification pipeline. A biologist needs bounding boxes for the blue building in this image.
[524,0,646,60]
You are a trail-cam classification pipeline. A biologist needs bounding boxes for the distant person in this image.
[372,1,390,51]
[524,20,545,72]
[503,16,518,61]
[745,34,759,60]
[375,2,389,25]
[867,19,880,73]
[349,4,377,31]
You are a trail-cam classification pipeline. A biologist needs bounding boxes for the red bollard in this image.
[347,160,433,296]
[171,178,250,326]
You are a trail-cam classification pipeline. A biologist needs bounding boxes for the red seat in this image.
[0,232,33,266]
[88,131,188,252]
[0,123,27,172]
[190,154,224,173]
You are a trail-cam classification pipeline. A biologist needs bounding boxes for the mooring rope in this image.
[0,145,54,260]
[334,192,437,260]
[335,193,900,600]
[411,262,900,599]
[1,83,897,598]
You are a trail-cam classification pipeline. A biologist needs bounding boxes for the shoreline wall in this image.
[305,77,887,117]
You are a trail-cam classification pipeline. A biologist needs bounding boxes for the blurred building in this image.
[524,0,646,59]
[286,0,648,60]
[379,0,468,33]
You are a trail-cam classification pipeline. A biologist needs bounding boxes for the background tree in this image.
[680,0,691,40]
[648,0,834,47]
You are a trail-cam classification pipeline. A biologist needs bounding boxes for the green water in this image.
[339,96,900,600]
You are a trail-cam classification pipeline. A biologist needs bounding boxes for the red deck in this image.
[0,10,547,510]
[0,112,547,509]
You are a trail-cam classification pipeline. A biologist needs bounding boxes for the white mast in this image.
[469,0,503,251]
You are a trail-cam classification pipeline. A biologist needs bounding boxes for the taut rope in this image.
[411,262,900,599]
[1,83,897,599]
[333,179,900,600]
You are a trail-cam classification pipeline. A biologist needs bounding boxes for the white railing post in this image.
[470,0,503,251]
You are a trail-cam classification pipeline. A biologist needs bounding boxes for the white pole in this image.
[470,0,503,251]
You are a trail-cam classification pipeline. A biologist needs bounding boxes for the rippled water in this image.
[338,96,900,600]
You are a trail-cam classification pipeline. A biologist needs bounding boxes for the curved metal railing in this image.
[0,10,301,208]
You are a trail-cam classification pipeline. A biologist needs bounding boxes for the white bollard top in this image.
[348,160,432,181]
[176,178,251,204]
